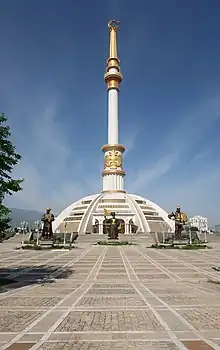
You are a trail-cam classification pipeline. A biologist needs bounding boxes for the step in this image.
[39,240,53,246]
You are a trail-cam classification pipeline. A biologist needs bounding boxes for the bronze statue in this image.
[41,208,54,240]
[108,212,120,239]
[129,219,138,234]
[168,206,187,239]
[92,219,99,233]
[103,216,110,235]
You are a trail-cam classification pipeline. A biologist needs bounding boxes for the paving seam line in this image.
[122,247,220,350]
[119,247,187,350]
[148,247,220,295]
[150,248,219,279]
[137,250,182,281]
[0,251,39,262]
[0,250,73,298]
[2,246,106,350]
[0,249,59,269]
[3,249,74,279]
[0,246,93,299]
[28,246,107,350]
[136,248,219,296]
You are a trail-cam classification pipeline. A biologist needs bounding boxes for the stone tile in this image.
[56,310,164,331]
[98,271,127,276]
[141,296,165,307]
[49,332,114,341]
[157,310,191,331]
[49,332,169,341]
[73,263,95,266]
[19,333,44,342]
[164,267,193,272]
[211,339,220,346]
[1,240,220,346]
[199,330,220,338]
[0,296,61,307]
[87,288,137,295]
[29,311,64,332]
[40,341,178,349]
[75,296,145,307]
[101,264,125,268]
[137,274,171,280]
[175,331,200,339]
[176,273,207,279]
[0,333,17,342]
[160,296,220,306]
[179,308,220,330]
[133,268,162,272]
[95,279,130,283]
[198,281,220,292]
[6,343,36,350]
[99,268,126,272]
[92,283,131,288]
[17,286,81,296]
[0,311,43,332]
[95,274,128,279]
[127,331,169,340]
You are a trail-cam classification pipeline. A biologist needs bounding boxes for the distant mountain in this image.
[9,208,43,227]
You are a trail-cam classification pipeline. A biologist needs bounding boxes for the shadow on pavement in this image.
[0,265,75,293]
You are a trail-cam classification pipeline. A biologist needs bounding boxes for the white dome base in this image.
[53,192,174,234]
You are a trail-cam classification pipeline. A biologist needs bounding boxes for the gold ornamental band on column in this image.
[102,189,126,193]
[105,78,120,91]
[102,144,126,173]
[104,70,123,91]
[106,57,120,69]
[102,169,126,177]
[101,144,125,153]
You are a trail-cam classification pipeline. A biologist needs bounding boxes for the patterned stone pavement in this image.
[0,238,220,349]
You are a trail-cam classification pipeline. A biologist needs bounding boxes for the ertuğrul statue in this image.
[41,208,55,240]
[108,212,120,240]
[168,206,188,239]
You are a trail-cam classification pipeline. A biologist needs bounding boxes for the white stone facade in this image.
[53,192,174,234]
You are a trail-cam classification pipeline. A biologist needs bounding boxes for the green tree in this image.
[0,113,23,235]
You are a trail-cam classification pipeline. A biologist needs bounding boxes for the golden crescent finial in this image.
[108,20,120,30]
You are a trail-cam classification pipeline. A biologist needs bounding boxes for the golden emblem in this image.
[181,213,188,222]
[104,150,122,169]
[175,212,188,223]
[104,208,110,216]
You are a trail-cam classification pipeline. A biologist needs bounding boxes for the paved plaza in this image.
[0,237,220,349]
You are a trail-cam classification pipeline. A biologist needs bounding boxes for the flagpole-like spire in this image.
[109,20,118,58]
[101,20,126,193]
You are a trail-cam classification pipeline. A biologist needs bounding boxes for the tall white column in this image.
[108,88,118,144]
[101,21,125,193]
[102,173,124,192]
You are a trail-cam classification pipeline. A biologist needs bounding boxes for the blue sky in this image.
[1,0,220,225]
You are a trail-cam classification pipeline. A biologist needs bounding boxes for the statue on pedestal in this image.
[103,216,109,235]
[93,219,99,233]
[129,219,138,234]
[41,208,54,240]
[108,212,120,239]
[168,206,188,239]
